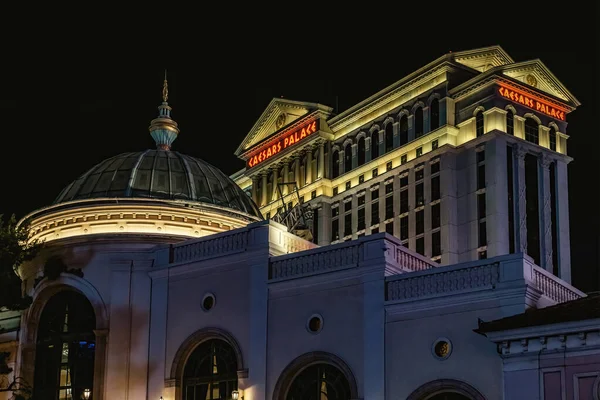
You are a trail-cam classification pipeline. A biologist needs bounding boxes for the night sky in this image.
[2,6,598,291]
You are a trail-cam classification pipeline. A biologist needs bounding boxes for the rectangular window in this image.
[358,195,365,206]
[477,164,486,190]
[345,181,351,190]
[385,195,394,220]
[432,140,438,150]
[400,216,409,240]
[359,174,364,184]
[477,192,486,219]
[477,150,485,163]
[416,237,425,255]
[385,222,394,235]
[333,187,338,196]
[400,190,409,214]
[431,175,440,201]
[432,231,441,257]
[344,213,352,237]
[431,161,440,174]
[431,203,440,229]
[415,182,424,207]
[371,201,379,225]
[415,168,424,181]
[266,212,270,220]
[399,175,408,187]
[478,221,487,248]
[549,130,557,152]
[311,190,316,199]
[331,219,339,241]
[371,226,379,234]
[385,182,394,194]
[386,161,393,171]
[371,188,379,200]
[332,205,339,218]
[344,201,352,213]
[416,210,424,235]
[416,147,423,157]
[372,168,378,178]
[478,250,487,260]
[357,208,365,231]
[401,154,407,165]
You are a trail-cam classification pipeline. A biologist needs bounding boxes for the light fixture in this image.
[83,388,91,400]
[231,390,239,400]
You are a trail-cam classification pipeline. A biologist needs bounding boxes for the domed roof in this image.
[54,150,262,218]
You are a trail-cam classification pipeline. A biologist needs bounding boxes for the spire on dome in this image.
[149,71,179,151]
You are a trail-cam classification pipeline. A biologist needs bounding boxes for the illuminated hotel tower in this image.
[232,46,579,282]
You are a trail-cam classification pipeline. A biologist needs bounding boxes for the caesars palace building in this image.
[2,46,600,400]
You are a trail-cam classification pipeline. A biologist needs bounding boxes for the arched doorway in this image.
[406,379,485,400]
[182,339,238,400]
[33,290,96,399]
[273,352,359,400]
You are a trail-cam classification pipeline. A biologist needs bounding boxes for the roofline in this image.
[475,318,600,341]
[451,45,515,64]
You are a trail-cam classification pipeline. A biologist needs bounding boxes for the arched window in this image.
[357,137,366,166]
[370,130,379,160]
[332,150,340,178]
[183,339,238,400]
[549,126,557,151]
[525,118,539,144]
[287,363,352,400]
[414,107,424,138]
[399,114,408,146]
[33,290,96,400]
[385,123,394,153]
[344,143,352,173]
[506,110,514,135]
[476,111,484,137]
[430,98,440,131]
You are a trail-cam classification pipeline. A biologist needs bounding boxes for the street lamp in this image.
[83,388,91,400]
[231,390,239,400]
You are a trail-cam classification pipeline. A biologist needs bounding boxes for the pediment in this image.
[453,45,514,72]
[235,98,333,156]
[500,60,580,106]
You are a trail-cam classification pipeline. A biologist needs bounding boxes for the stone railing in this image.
[270,241,360,280]
[533,266,582,303]
[387,262,500,301]
[395,246,436,272]
[172,229,249,264]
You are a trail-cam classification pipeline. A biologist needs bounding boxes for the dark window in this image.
[385,182,394,194]
[371,201,379,225]
[345,181,351,190]
[478,250,487,260]
[477,165,486,190]
[371,227,379,234]
[476,111,484,137]
[549,127,557,151]
[286,363,352,400]
[478,192,486,219]
[332,206,339,218]
[386,161,393,171]
[344,213,352,236]
[430,98,440,130]
[399,114,409,145]
[477,150,485,163]
[431,175,440,201]
[415,183,424,207]
[400,216,409,240]
[416,210,424,235]
[385,222,394,235]
[432,231,441,257]
[431,203,440,229]
[371,130,379,160]
[478,221,487,248]
[385,195,394,220]
[359,174,364,184]
[358,195,365,206]
[331,219,339,241]
[401,155,407,165]
[371,188,379,200]
[399,175,408,187]
[525,118,539,144]
[400,190,409,214]
[372,168,378,178]
[311,190,316,199]
[506,110,514,135]
[344,143,352,173]
[358,136,366,165]
[431,161,440,174]
[414,107,424,138]
[34,290,96,400]
[385,123,394,152]
[344,200,352,213]
[416,147,423,157]
[507,146,515,253]
[183,339,239,400]
[415,169,424,181]
[432,139,438,150]
[266,212,271,220]
[416,237,425,255]
[357,208,365,231]
[332,150,340,178]
[312,206,319,244]
[333,187,338,196]
[525,154,540,264]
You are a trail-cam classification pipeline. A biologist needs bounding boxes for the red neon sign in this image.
[247,119,320,168]
[498,85,566,121]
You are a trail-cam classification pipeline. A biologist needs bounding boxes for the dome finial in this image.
[149,72,179,151]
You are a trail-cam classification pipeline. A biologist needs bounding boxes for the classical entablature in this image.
[235,98,334,157]
[452,45,514,72]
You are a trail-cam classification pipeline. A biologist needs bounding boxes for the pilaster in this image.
[271,166,279,202]
[318,142,325,179]
[514,144,528,254]
[261,171,268,207]
[539,154,553,272]
[555,160,571,282]
[440,153,458,264]
[485,138,510,257]
[306,149,313,185]
[147,270,169,400]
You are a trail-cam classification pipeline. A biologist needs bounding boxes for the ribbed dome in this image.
[54,150,262,218]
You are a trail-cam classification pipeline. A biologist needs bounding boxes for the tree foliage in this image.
[0,214,43,311]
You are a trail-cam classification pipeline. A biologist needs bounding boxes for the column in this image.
[93,329,109,400]
[539,154,553,272]
[251,176,259,205]
[147,270,169,400]
[283,161,290,196]
[306,148,313,185]
[378,130,385,156]
[440,153,458,265]
[555,160,571,282]
[294,155,301,189]
[485,138,509,257]
[392,121,400,149]
[261,171,268,207]
[351,143,358,169]
[318,142,325,179]
[514,144,528,254]
[271,167,279,202]
[366,136,372,162]
[339,149,345,175]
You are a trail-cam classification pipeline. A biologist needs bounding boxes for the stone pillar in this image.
[339,149,345,175]
[514,145,528,254]
[485,138,510,257]
[539,154,553,272]
[351,143,358,169]
[555,160,571,282]
[283,161,290,196]
[318,203,331,245]
[147,269,169,400]
[318,142,325,179]
[251,176,259,205]
[440,153,458,265]
[514,115,526,140]
[378,130,385,156]
[272,167,279,202]
[261,172,268,207]
[93,329,109,400]
[423,106,430,134]
[366,136,372,163]
[306,148,313,185]
[392,121,400,149]
[294,156,301,188]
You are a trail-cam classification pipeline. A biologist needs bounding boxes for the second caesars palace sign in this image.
[498,85,566,121]
[247,119,320,168]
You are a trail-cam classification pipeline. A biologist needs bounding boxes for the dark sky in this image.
[2,5,598,291]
